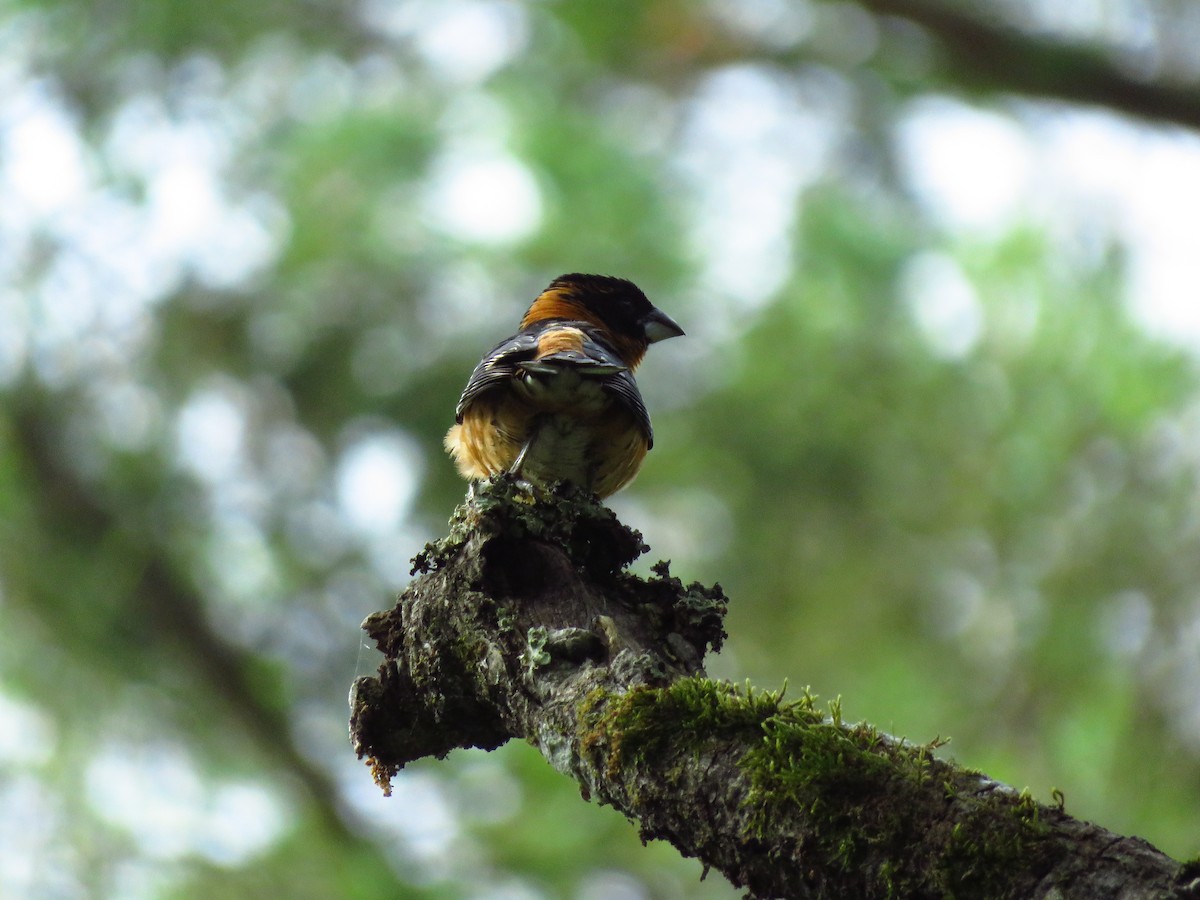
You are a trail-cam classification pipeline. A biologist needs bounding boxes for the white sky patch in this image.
[33,252,103,349]
[610,488,733,566]
[205,515,281,605]
[678,64,838,311]
[422,151,542,244]
[284,500,351,568]
[176,386,246,483]
[1097,589,1154,659]
[0,70,283,394]
[1037,114,1200,349]
[899,251,984,359]
[85,741,287,865]
[0,83,91,218]
[336,431,422,535]
[899,99,1200,353]
[415,1,528,85]
[703,0,815,50]
[897,98,1034,234]
[337,761,459,868]
[365,529,432,585]
[0,692,56,766]
[92,377,162,452]
[106,93,283,290]
[1133,262,1200,347]
[285,54,356,124]
[0,775,76,899]
[362,0,529,86]
[577,869,651,900]
[147,162,224,257]
[198,782,289,867]
[106,93,231,179]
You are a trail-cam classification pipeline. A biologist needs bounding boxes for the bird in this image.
[444,273,684,499]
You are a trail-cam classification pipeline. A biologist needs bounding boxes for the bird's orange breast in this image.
[445,390,649,498]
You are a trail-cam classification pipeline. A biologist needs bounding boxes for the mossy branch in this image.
[350,477,1197,899]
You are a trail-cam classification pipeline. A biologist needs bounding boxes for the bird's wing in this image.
[454,330,541,420]
[601,365,653,449]
[576,329,653,448]
[455,322,654,447]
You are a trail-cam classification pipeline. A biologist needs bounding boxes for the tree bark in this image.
[350,477,1199,899]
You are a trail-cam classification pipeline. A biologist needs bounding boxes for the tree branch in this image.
[351,479,1200,898]
[860,0,1200,131]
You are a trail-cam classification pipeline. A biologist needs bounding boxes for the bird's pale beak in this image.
[641,308,685,343]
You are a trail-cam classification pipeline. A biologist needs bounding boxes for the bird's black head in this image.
[523,274,684,364]
[549,273,653,336]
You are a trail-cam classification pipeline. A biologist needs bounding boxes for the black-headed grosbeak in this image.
[445,273,684,498]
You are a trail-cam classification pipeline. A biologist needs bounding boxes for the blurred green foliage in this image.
[2,0,1199,897]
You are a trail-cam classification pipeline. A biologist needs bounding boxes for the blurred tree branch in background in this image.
[9,390,351,840]
[861,0,1200,130]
